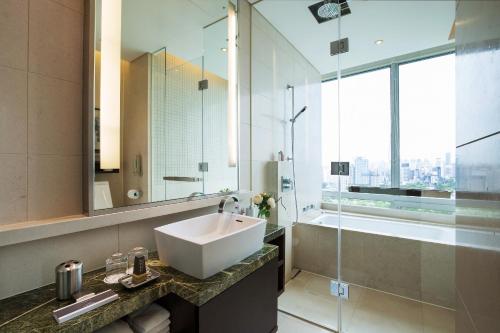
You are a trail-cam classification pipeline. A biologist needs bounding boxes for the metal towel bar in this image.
[163,176,203,182]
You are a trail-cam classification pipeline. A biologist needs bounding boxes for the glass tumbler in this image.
[104,252,128,284]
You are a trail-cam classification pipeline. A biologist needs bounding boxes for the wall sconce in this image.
[100,0,121,170]
[227,2,237,168]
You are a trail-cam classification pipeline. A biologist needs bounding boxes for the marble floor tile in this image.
[277,311,332,333]
[422,303,455,333]
[278,271,364,331]
[278,271,455,333]
[347,288,423,333]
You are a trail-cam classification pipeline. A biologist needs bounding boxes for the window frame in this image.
[322,47,456,193]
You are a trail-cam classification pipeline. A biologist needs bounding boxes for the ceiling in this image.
[96,0,231,78]
[254,0,456,75]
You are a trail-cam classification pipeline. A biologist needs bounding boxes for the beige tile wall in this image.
[237,0,323,204]
[0,206,216,299]
[235,0,323,282]
[123,54,150,206]
[0,0,83,224]
[293,223,456,308]
[249,8,323,213]
[0,0,28,71]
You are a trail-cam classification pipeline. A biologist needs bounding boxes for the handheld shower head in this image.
[290,106,307,123]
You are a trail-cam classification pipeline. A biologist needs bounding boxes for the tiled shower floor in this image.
[278,271,455,333]
[277,312,332,333]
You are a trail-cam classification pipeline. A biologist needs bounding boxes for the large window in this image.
[322,68,391,192]
[322,53,456,200]
[399,54,456,191]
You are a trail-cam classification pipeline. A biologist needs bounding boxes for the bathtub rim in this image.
[298,210,500,251]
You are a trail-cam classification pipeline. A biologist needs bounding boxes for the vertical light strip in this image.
[100,0,122,170]
[227,2,237,168]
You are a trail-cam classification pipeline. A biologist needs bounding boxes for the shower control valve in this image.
[281,177,294,192]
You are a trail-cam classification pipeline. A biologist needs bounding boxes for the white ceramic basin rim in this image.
[154,213,266,279]
[157,213,264,245]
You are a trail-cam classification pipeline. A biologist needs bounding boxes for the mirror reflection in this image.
[93,0,238,210]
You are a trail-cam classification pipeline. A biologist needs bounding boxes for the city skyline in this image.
[323,151,456,192]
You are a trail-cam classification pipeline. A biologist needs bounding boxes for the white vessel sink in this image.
[154,213,267,279]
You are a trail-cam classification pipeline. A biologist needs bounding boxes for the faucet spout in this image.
[218,196,239,214]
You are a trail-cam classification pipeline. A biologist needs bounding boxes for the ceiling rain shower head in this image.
[318,1,339,19]
[308,0,351,24]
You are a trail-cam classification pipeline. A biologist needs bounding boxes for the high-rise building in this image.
[401,162,410,182]
[354,157,369,185]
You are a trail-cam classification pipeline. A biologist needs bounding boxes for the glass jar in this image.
[103,252,128,284]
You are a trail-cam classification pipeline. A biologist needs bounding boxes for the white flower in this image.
[253,194,263,205]
[267,197,276,209]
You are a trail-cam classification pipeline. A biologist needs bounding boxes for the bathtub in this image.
[294,211,499,308]
[302,212,455,246]
[301,212,500,251]
[293,212,457,308]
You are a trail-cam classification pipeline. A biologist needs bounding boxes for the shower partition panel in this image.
[309,3,345,331]
[333,7,344,333]
[151,51,204,202]
[334,3,457,333]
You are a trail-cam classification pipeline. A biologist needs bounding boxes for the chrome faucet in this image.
[218,196,239,214]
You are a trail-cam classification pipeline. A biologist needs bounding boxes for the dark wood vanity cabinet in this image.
[268,233,285,296]
[158,257,278,333]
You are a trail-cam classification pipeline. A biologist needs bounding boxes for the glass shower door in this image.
[320,2,345,331]
[334,2,457,333]
[333,7,344,333]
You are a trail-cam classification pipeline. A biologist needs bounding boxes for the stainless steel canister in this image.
[55,260,83,300]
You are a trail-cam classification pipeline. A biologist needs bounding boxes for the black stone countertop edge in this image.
[0,223,285,333]
[264,222,285,243]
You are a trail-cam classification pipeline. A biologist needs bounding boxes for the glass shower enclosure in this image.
[253,1,458,333]
[325,2,456,333]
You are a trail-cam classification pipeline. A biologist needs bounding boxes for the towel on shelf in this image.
[94,319,134,333]
[128,303,170,320]
[127,303,171,333]
[149,321,170,333]
[129,319,170,333]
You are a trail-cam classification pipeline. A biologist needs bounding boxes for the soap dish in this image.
[119,268,160,289]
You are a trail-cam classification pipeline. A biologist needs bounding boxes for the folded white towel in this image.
[149,322,170,333]
[130,319,170,333]
[129,303,171,320]
[94,319,134,333]
[127,303,171,333]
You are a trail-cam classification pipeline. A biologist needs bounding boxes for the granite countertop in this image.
[264,222,285,243]
[0,223,285,333]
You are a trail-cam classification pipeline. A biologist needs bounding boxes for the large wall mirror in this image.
[92,0,239,211]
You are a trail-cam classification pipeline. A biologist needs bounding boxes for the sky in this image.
[321,54,455,169]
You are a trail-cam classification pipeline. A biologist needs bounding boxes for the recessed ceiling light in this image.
[220,47,227,52]
[375,39,384,45]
